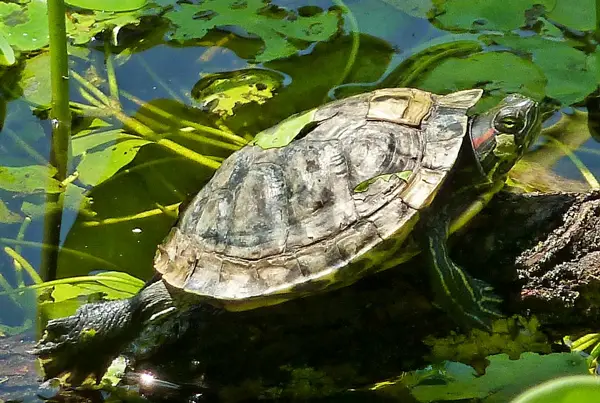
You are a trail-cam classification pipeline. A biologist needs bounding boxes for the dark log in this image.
[121,190,600,401]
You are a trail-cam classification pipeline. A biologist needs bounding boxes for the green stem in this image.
[82,203,181,227]
[13,217,31,287]
[113,110,222,170]
[3,247,43,284]
[0,238,121,270]
[4,128,48,165]
[105,42,120,104]
[120,89,247,145]
[71,70,111,106]
[42,0,72,282]
[170,129,242,151]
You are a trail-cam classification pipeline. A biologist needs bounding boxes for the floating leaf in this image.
[512,375,600,403]
[0,165,61,194]
[0,31,15,66]
[354,172,412,193]
[191,69,284,117]
[485,35,596,106]
[21,52,52,107]
[77,139,150,186]
[21,184,95,218]
[39,272,144,319]
[72,128,141,156]
[67,10,153,45]
[415,51,546,109]
[376,353,588,402]
[166,1,340,62]
[431,0,555,32]
[546,0,594,32]
[252,109,318,149]
[48,272,143,304]
[66,0,147,12]
[0,0,49,52]
[0,200,21,223]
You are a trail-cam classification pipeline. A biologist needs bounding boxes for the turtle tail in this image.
[33,280,175,385]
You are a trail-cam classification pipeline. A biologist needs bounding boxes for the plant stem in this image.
[82,203,181,227]
[42,0,72,282]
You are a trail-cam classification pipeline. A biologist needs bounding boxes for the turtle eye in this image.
[494,115,525,134]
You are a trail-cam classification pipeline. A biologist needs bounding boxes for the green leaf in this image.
[415,51,546,108]
[21,52,52,107]
[72,128,140,156]
[0,0,49,52]
[252,108,318,149]
[431,0,556,32]
[77,139,150,186]
[165,1,340,62]
[191,69,284,117]
[354,172,412,193]
[384,352,589,402]
[512,376,600,403]
[0,200,21,223]
[67,10,150,45]
[21,184,95,218]
[39,272,144,319]
[0,31,15,66]
[546,0,594,32]
[486,35,596,106]
[0,165,62,194]
[48,272,143,304]
[66,0,147,12]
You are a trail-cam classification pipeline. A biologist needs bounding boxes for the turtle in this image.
[34,87,541,383]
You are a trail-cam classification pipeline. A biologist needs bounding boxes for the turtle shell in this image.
[154,88,484,309]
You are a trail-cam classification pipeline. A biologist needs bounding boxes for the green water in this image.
[0,0,599,400]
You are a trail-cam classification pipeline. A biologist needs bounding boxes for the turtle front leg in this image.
[33,280,177,385]
[421,216,503,330]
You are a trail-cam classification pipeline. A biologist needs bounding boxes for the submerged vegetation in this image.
[1,0,600,401]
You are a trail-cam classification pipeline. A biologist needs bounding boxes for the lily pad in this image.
[0,165,62,194]
[21,183,95,218]
[66,0,147,12]
[191,69,284,117]
[431,0,556,32]
[20,52,52,107]
[0,0,49,52]
[376,352,588,402]
[77,139,150,186]
[0,31,15,66]
[512,375,600,403]
[485,35,596,106]
[415,51,546,109]
[0,200,21,223]
[546,0,595,32]
[72,127,141,156]
[165,1,340,62]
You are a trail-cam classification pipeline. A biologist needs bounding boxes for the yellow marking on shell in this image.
[437,89,483,109]
[366,88,433,126]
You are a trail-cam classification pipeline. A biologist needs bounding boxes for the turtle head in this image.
[469,94,541,181]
